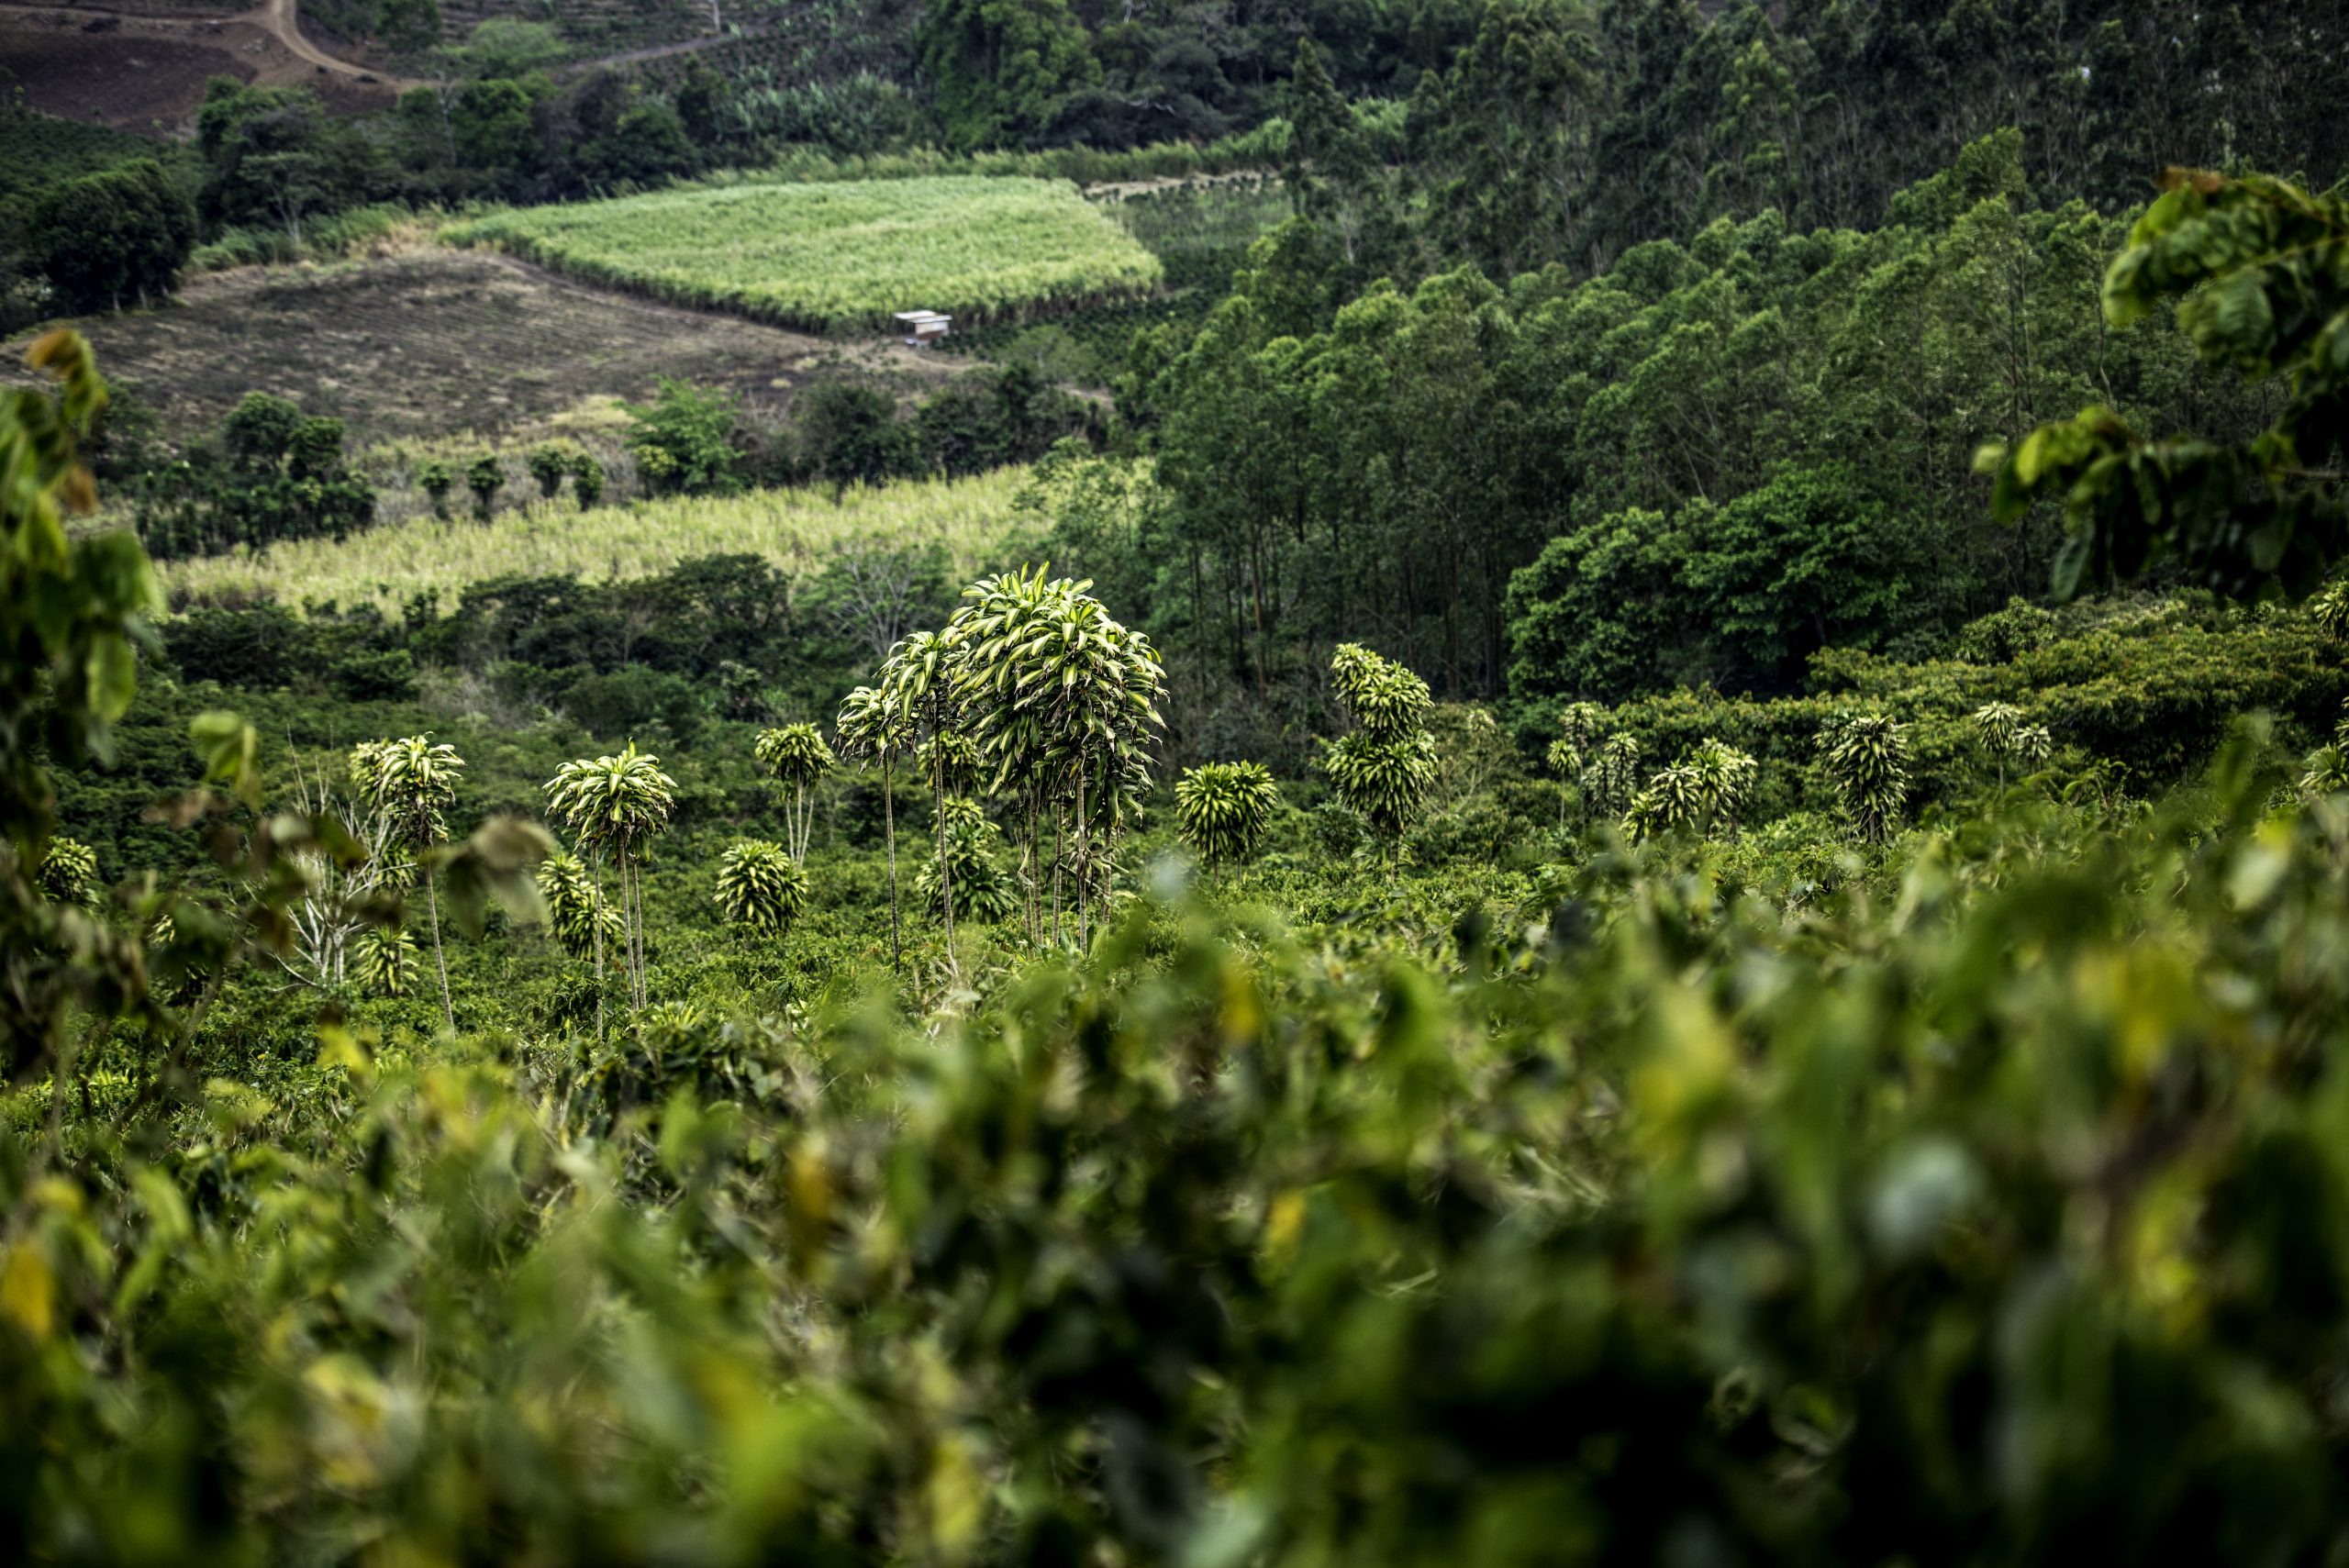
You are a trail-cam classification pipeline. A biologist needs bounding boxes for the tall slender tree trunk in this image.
[1075,780,1090,949]
[935,778,955,953]
[884,760,901,970]
[424,872,453,1032]
[592,849,607,1042]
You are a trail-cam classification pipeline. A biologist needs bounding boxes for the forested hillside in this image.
[9,0,2349,1562]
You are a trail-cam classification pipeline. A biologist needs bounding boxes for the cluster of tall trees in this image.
[132,392,375,562]
[1290,0,2349,283]
[1071,129,2275,759]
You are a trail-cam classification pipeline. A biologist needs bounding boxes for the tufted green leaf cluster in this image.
[1174,760,1282,871]
[714,840,811,937]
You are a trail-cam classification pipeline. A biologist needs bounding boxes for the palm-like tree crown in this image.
[543,742,678,859]
[352,736,463,846]
[834,684,914,763]
[715,840,809,935]
[753,723,836,790]
[1175,762,1282,868]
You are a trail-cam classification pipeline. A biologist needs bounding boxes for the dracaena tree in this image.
[2316,581,2349,645]
[834,683,915,967]
[950,567,1165,946]
[543,741,675,1018]
[1972,701,2026,788]
[714,840,809,937]
[1175,761,1281,875]
[753,722,836,862]
[535,844,622,961]
[880,628,965,950]
[1585,732,1642,821]
[356,927,418,997]
[1820,712,1910,844]
[1622,737,1756,841]
[351,735,464,1030]
[914,797,1022,926]
[1323,642,1437,867]
[1545,701,1605,829]
[35,836,96,906]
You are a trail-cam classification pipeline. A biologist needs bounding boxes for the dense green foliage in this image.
[131,392,376,562]
[15,0,2349,1556]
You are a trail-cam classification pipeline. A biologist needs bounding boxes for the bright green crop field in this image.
[442,176,1165,332]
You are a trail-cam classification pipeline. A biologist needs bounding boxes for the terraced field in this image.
[25,248,955,443]
[443,176,1165,333]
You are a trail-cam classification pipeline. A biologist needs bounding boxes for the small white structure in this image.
[894,309,952,347]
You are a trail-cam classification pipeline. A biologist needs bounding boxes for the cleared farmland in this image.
[159,467,1034,616]
[441,176,1165,332]
[23,249,955,444]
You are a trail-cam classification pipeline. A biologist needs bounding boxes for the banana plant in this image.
[753,722,835,862]
[835,683,915,968]
[543,742,676,1020]
[351,735,463,1030]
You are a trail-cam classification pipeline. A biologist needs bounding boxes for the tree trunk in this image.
[884,760,900,970]
[592,849,607,1042]
[424,872,453,1032]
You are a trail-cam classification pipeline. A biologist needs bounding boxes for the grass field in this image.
[20,249,954,444]
[159,467,1036,614]
[442,176,1165,332]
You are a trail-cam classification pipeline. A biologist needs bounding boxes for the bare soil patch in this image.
[0,4,395,133]
[19,248,965,444]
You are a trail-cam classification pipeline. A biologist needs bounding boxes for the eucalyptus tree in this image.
[754,722,836,862]
[1174,761,1281,876]
[951,566,1165,946]
[1323,642,1438,868]
[715,840,809,938]
[835,683,915,966]
[1820,713,1910,843]
[543,742,676,1016]
[880,628,965,947]
[351,735,464,1030]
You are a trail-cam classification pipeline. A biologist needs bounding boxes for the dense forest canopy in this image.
[7,0,2349,1561]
